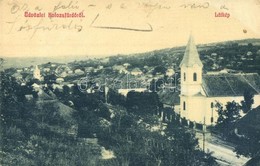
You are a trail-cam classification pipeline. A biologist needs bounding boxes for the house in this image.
[25,94,34,101]
[112,65,128,74]
[244,156,260,166]
[16,69,23,73]
[59,72,68,78]
[123,63,131,68]
[113,74,149,96]
[52,83,63,92]
[43,68,51,72]
[12,72,23,80]
[85,67,94,72]
[158,90,180,111]
[235,106,260,138]
[74,69,84,75]
[56,78,64,84]
[98,65,104,70]
[174,35,260,125]
[165,68,175,77]
[55,65,73,77]
[32,83,41,92]
[131,68,143,76]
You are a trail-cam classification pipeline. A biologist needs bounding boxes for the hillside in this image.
[68,38,260,74]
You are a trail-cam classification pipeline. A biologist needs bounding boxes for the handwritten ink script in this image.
[4,0,158,38]
[90,14,153,32]
[6,0,85,38]
[139,2,171,17]
[180,2,229,10]
[4,0,231,38]
[180,2,210,9]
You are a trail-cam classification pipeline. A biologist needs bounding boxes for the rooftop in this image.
[202,73,260,97]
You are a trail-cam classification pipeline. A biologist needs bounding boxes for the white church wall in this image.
[180,95,206,124]
[179,95,258,125]
[205,96,244,125]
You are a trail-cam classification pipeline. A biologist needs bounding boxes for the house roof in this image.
[236,107,260,166]
[12,72,23,78]
[202,73,260,97]
[236,106,260,136]
[157,90,180,105]
[112,65,125,70]
[112,74,148,90]
[245,155,260,166]
[179,34,203,68]
[131,68,142,73]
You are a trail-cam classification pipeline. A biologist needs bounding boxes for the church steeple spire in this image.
[180,34,203,68]
[180,34,203,96]
[33,65,42,81]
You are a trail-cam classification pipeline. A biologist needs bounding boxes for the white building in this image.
[177,35,260,125]
[114,74,149,96]
[166,68,175,77]
[112,65,128,74]
[56,78,65,84]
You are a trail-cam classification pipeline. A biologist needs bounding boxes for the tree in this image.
[107,89,125,106]
[215,101,241,135]
[149,78,165,92]
[77,108,100,138]
[96,103,111,120]
[241,91,254,113]
[126,92,162,115]
[98,106,217,166]
[256,50,260,62]
[152,66,167,75]
[0,72,103,166]
[44,74,56,84]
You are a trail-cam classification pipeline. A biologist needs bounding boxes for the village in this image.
[1,37,260,165]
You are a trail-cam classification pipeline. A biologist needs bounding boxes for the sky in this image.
[0,0,260,58]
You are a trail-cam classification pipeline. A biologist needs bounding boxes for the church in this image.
[176,35,260,125]
[33,65,43,81]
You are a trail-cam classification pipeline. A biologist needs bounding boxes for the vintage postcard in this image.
[1,0,260,165]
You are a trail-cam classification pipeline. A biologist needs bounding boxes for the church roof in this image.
[179,35,203,67]
[202,73,260,97]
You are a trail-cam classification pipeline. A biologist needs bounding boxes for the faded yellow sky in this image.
[0,0,260,58]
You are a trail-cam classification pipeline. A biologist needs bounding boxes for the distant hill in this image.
[1,38,260,72]
[0,56,90,71]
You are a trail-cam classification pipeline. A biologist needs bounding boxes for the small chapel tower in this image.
[33,65,43,81]
[180,34,203,96]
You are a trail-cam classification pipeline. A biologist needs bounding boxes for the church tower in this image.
[33,65,43,81]
[179,35,204,121]
[180,34,203,96]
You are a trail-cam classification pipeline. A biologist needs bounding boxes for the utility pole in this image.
[203,117,206,153]
[211,102,214,126]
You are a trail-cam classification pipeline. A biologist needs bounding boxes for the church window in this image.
[211,102,214,108]
[184,73,186,81]
[193,73,197,81]
[183,101,186,110]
